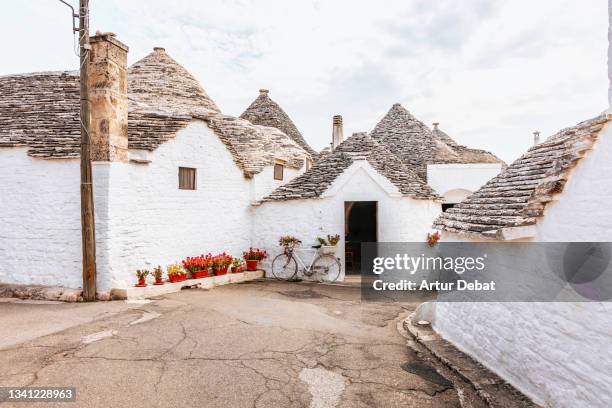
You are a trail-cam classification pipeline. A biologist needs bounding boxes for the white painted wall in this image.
[432,123,612,408]
[427,163,502,202]
[0,148,108,289]
[252,160,441,279]
[0,120,306,291]
[98,121,252,290]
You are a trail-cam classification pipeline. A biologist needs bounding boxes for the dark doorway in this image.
[344,201,377,274]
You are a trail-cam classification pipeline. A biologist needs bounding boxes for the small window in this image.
[179,167,197,190]
[274,163,284,181]
[305,157,312,171]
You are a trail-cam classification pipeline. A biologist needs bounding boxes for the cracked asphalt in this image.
[0,280,482,408]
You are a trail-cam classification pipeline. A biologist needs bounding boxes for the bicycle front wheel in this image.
[312,254,341,282]
[271,253,298,281]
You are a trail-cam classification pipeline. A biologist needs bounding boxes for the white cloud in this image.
[0,0,607,163]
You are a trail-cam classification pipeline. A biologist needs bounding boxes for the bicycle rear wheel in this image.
[271,253,298,280]
[312,254,341,282]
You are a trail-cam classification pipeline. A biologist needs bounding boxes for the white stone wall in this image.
[99,121,253,290]
[0,148,108,289]
[252,161,441,279]
[0,120,305,291]
[432,123,612,407]
[427,163,502,203]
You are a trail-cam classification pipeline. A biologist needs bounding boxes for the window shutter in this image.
[274,163,284,181]
[179,167,197,190]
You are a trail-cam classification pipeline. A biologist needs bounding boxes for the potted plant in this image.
[182,254,211,279]
[135,269,149,287]
[243,248,268,271]
[316,237,328,246]
[427,231,441,247]
[167,263,187,283]
[327,234,340,246]
[212,253,232,276]
[152,265,164,285]
[232,258,246,273]
[279,236,301,253]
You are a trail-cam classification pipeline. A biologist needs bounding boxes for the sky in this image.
[0,0,608,163]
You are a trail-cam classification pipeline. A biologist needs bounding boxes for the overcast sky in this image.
[0,0,608,163]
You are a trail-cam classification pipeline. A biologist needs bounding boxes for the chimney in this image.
[432,122,440,131]
[88,32,129,161]
[533,131,541,145]
[332,115,344,151]
[259,89,269,97]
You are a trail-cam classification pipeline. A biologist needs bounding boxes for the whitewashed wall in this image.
[0,148,108,289]
[0,120,306,291]
[252,160,441,279]
[432,123,612,408]
[99,121,252,290]
[427,163,502,202]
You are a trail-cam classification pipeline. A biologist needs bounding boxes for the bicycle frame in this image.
[286,248,319,274]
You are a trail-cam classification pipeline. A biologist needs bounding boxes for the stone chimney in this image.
[332,115,344,151]
[432,122,440,131]
[88,32,129,161]
[533,131,541,145]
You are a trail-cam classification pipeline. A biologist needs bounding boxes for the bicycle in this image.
[271,241,342,282]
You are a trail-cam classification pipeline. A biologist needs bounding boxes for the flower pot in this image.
[169,274,187,283]
[233,267,245,273]
[154,279,164,286]
[135,278,147,287]
[191,270,209,279]
[246,260,258,271]
[215,267,228,276]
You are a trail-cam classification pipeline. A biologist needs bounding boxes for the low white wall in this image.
[432,123,612,407]
[427,163,502,202]
[252,161,441,279]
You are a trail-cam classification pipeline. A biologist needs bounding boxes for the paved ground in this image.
[0,280,486,408]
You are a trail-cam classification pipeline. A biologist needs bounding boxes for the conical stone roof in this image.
[370,103,504,181]
[240,89,317,158]
[263,132,439,202]
[434,114,610,239]
[128,47,220,116]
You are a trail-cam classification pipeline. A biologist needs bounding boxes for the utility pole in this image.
[78,0,97,301]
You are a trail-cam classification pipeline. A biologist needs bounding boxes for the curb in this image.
[403,313,540,408]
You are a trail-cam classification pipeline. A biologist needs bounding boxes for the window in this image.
[442,203,456,212]
[274,163,284,181]
[305,157,312,171]
[179,167,197,190]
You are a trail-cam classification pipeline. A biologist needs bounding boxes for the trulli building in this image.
[250,104,504,277]
[371,103,505,208]
[0,32,504,292]
[429,114,612,407]
[0,34,311,292]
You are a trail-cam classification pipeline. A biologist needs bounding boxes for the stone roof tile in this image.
[240,90,318,158]
[433,113,611,239]
[0,50,307,177]
[370,103,505,180]
[263,132,439,202]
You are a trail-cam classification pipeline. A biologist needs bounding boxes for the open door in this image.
[344,201,377,274]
